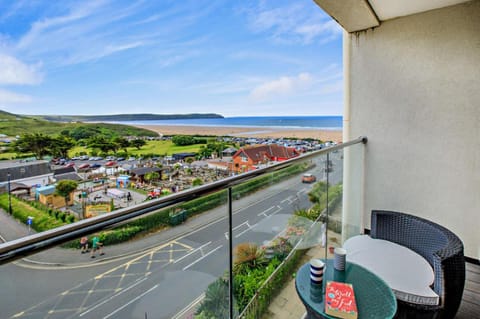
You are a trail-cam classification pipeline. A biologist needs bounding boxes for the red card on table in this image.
[325,281,358,319]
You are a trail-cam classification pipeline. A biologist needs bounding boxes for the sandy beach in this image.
[134,125,343,142]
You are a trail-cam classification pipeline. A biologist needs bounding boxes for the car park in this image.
[301,173,316,183]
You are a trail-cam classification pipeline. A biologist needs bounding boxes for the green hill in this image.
[0,110,158,137]
[36,113,224,122]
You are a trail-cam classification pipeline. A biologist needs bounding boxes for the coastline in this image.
[134,124,343,142]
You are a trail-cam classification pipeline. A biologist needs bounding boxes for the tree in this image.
[113,137,130,153]
[13,133,53,159]
[192,177,203,186]
[55,180,78,207]
[195,278,230,318]
[144,171,160,184]
[50,135,75,158]
[130,139,146,150]
[172,135,196,146]
[87,136,116,153]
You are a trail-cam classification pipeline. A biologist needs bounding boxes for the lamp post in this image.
[7,172,12,215]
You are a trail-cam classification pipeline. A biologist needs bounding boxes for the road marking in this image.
[174,241,212,264]
[172,293,205,319]
[102,284,158,319]
[235,222,253,238]
[225,220,250,239]
[182,245,223,271]
[79,277,148,317]
[297,189,306,196]
[258,206,276,217]
[280,196,293,204]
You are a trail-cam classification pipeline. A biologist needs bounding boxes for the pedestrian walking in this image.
[90,236,104,258]
[80,236,89,253]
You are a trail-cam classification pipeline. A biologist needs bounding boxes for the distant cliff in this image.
[39,113,224,122]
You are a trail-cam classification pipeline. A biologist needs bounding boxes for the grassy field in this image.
[68,140,210,157]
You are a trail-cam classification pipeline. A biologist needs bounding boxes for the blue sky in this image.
[0,0,343,117]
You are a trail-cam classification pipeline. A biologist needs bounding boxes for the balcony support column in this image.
[228,187,234,319]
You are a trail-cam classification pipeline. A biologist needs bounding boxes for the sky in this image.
[0,0,343,117]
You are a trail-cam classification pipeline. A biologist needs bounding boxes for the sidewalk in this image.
[261,244,330,319]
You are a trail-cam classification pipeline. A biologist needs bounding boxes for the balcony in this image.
[0,137,477,318]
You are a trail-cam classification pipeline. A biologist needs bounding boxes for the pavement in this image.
[0,192,333,319]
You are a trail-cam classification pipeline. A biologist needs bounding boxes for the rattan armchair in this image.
[370,210,465,319]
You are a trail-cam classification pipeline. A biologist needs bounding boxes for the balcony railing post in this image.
[228,187,234,319]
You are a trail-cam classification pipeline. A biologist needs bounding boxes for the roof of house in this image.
[55,172,83,182]
[130,167,162,176]
[53,166,76,176]
[0,160,52,182]
[36,185,56,195]
[0,181,31,193]
[233,144,299,162]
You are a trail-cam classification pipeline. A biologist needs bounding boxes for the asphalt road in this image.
[1,152,343,319]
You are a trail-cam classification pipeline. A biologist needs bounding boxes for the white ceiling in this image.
[368,0,471,21]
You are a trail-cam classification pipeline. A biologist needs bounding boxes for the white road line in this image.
[79,277,148,317]
[182,245,223,271]
[258,206,275,217]
[297,189,306,196]
[280,196,293,204]
[171,293,205,319]
[235,222,253,238]
[232,221,248,230]
[267,205,282,217]
[174,241,212,264]
[102,284,158,319]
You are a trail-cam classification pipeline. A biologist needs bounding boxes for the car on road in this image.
[301,173,316,183]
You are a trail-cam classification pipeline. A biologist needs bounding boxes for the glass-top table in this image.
[295,259,397,319]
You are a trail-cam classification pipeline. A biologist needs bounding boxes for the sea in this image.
[116,116,343,130]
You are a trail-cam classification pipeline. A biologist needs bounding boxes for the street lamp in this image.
[7,171,12,215]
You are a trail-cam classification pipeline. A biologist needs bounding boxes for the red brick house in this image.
[232,144,300,173]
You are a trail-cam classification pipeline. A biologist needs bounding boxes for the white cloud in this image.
[250,73,313,101]
[0,88,32,103]
[244,3,341,44]
[0,54,43,85]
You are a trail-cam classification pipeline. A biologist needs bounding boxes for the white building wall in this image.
[345,1,480,258]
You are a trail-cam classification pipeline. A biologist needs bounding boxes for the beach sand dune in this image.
[134,125,342,142]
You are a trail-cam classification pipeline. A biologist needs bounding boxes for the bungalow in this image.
[36,185,74,208]
[232,144,299,173]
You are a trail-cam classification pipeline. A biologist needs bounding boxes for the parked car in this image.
[117,157,125,161]
[78,163,90,169]
[301,173,316,183]
[65,162,75,168]
[105,161,117,167]
[90,163,101,169]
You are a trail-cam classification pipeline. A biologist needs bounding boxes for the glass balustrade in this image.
[0,137,366,319]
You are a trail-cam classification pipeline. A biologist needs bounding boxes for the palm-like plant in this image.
[233,243,268,275]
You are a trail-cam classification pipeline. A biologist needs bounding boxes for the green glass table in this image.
[295,259,397,319]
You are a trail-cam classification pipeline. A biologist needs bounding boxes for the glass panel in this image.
[0,191,230,319]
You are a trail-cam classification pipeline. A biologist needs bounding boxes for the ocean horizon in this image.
[113,116,343,130]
